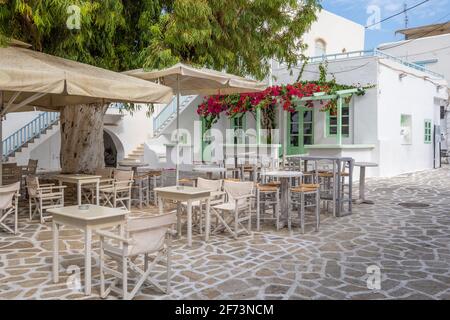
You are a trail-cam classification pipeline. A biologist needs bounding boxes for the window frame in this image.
[326,102,350,137]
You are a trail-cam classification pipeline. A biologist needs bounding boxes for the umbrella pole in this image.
[176,75,180,186]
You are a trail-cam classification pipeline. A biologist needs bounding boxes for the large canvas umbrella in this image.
[125,63,266,185]
[0,41,173,184]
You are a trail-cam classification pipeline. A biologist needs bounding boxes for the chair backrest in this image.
[126,213,177,256]
[113,169,134,182]
[96,167,113,179]
[223,180,254,206]
[26,176,40,197]
[27,159,39,175]
[0,182,20,209]
[197,178,222,192]
[2,163,21,184]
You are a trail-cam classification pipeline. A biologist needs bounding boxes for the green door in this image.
[287,107,314,155]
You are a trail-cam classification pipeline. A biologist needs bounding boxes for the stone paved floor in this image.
[1,167,450,300]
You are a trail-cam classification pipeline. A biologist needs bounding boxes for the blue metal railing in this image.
[305,49,444,79]
[153,96,195,133]
[2,112,60,159]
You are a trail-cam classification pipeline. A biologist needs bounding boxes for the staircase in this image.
[2,112,60,162]
[124,143,145,162]
[153,95,197,137]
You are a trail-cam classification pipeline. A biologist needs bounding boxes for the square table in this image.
[155,186,211,247]
[50,205,128,295]
[55,174,102,206]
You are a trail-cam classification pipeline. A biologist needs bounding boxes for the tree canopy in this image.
[0,0,321,79]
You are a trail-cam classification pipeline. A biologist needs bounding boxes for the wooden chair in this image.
[2,163,21,185]
[26,176,66,224]
[97,213,177,300]
[99,169,134,210]
[131,172,150,209]
[82,167,114,203]
[289,183,320,234]
[0,182,21,234]
[256,182,280,231]
[211,180,254,239]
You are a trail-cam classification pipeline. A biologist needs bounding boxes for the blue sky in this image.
[322,0,450,49]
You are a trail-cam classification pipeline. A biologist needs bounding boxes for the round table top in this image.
[193,166,227,173]
[262,171,303,178]
[355,162,379,168]
[118,161,148,167]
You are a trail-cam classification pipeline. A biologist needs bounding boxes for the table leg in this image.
[96,179,100,206]
[205,198,211,242]
[52,221,59,283]
[84,228,92,296]
[279,178,289,225]
[187,200,193,247]
[359,166,366,202]
[158,196,163,214]
[77,181,82,206]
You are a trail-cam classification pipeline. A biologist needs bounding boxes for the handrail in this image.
[2,112,60,160]
[153,95,196,133]
[304,49,444,79]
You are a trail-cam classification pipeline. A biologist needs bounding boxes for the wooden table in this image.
[354,162,378,204]
[50,205,128,295]
[55,174,102,206]
[155,186,211,247]
[262,171,303,225]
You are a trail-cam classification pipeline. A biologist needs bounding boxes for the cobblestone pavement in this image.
[1,168,450,300]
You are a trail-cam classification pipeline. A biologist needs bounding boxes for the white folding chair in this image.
[26,176,65,224]
[0,182,20,234]
[97,213,177,300]
[99,169,134,210]
[211,180,254,239]
[82,167,113,203]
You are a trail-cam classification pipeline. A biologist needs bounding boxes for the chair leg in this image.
[300,192,305,234]
[315,190,320,232]
[122,257,128,300]
[14,203,18,235]
[248,203,252,232]
[256,189,260,231]
[167,236,172,293]
[99,237,106,299]
[29,197,32,221]
[234,209,239,239]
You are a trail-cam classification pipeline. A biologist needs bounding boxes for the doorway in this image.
[287,107,314,155]
[103,131,117,167]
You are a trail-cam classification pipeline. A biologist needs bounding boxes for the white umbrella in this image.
[125,63,267,185]
[0,41,173,184]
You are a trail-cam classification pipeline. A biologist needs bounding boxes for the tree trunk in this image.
[60,103,108,174]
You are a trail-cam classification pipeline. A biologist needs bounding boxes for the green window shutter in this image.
[424,120,432,144]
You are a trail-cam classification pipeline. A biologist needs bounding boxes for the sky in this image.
[322,0,450,49]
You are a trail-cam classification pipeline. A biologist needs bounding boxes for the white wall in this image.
[2,111,42,138]
[105,106,154,158]
[377,60,447,176]
[302,10,365,57]
[29,131,61,172]
[378,33,450,86]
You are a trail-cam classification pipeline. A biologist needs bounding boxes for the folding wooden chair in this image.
[211,180,254,239]
[26,176,66,224]
[0,182,20,234]
[97,213,177,300]
[99,169,134,210]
